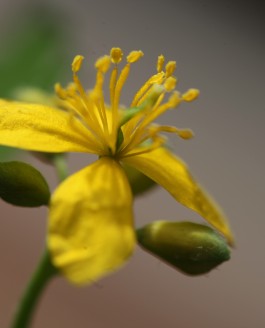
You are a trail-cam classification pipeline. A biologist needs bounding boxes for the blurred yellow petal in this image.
[0,99,99,153]
[123,147,234,245]
[48,157,135,285]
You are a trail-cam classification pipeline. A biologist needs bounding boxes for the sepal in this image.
[0,161,50,207]
[123,164,156,196]
[137,221,230,275]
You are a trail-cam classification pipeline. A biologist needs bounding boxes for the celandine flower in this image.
[0,48,233,285]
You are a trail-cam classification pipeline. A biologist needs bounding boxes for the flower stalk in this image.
[11,249,57,328]
[10,154,68,328]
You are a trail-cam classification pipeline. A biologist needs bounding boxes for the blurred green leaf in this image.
[0,4,71,98]
[0,161,50,207]
[0,4,72,161]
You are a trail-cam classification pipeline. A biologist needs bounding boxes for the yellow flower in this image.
[0,47,233,285]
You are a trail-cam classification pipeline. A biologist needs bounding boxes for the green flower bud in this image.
[0,161,50,207]
[137,221,231,275]
[123,164,156,196]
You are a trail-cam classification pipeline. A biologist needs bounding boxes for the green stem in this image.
[11,249,58,328]
[53,153,68,182]
[11,155,68,327]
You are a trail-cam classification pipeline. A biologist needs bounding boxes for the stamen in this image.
[94,55,111,91]
[55,83,68,100]
[135,80,165,108]
[89,90,109,137]
[176,129,194,139]
[65,90,108,146]
[55,83,88,119]
[157,55,165,73]
[130,72,165,108]
[127,50,144,63]
[182,88,200,102]
[112,64,129,110]
[64,57,111,145]
[125,125,193,154]
[87,55,114,145]
[95,55,111,73]
[130,85,165,127]
[121,135,165,158]
[168,91,182,106]
[135,90,181,132]
[110,67,118,109]
[58,48,199,159]
[110,47,123,64]
[65,82,77,95]
[164,77,177,92]
[109,48,123,109]
[111,50,144,148]
[148,125,194,140]
[165,61,177,77]
[71,65,104,136]
[66,110,104,153]
[120,86,166,151]
[72,55,84,73]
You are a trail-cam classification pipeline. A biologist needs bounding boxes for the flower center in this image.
[55,47,199,158]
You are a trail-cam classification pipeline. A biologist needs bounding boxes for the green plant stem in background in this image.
[53,153,69,182]
[11,250,58,328]
[11,154,68,327]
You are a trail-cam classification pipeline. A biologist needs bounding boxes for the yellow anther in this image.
[165,61,177,77]
[72,55,84,73]
[66,82,78,95]
[157,55,165,72]
[55,83,67,99]
[176,129,194,139]
[149,72,165,84]
[164,77,177,92]
[182,88,200,102]
[110,47,123,64]
[95,55,111,73]
[127,50,144,63]
[168,91,181,107]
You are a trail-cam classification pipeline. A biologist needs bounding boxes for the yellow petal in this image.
[122,147,234,245]
[48,157,135,285]
[0,99,98,153]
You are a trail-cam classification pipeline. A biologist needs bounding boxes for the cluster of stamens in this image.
[55,47,199,158]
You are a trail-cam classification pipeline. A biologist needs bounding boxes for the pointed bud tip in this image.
[137,221,231,276]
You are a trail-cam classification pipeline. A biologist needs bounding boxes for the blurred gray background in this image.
[0,0,264,327]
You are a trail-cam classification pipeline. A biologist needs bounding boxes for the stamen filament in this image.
[113,63,130,115]
[94,98,109,137]
[124,92,165,143]
[72,73,105,138]
[121,136,165,158]
[110,66,118,109]
[111,61,133,150]
[55,83,106,144]
[137,91,181,132]
[121,93,165,152]
[66,111,104,153]
[130,72,164,108]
